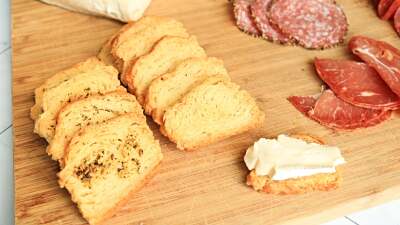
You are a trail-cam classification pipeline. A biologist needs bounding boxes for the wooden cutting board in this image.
[13,0,400,224]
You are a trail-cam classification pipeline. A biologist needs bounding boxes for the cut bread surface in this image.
[125,35,207,104]
[246,134,343,194]
[59,113,162,225]
[162,78,265,150]
[31,57,112,120]
[145,57,230,124]
[112,17,189,81]
[33,59,120,143]
[48,91,144,162]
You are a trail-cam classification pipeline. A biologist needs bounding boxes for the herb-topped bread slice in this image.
[33,58,121,142]
[145,57,230,124]
[48,90,144,162]
[161,78,265,150]
[58,113,162,225]
[31,57,114,120]
[125,35,207,104]
[111,16,189,82]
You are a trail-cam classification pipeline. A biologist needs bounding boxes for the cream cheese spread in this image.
[244,135,345,180]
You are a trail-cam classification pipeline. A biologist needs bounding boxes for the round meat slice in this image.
[287,95,318,115]
[250,0,290,43]
[349,36,400,97]
[378,0,395,18]
[382,0,400,20]
[288,90,391,130]
[233,0,261,36]
[269,0,348,49]
[394,7,400,35]
[315,58,400,110]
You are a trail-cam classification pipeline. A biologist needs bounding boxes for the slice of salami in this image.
[287,95,318,115]
[382,0,400,20]
[233,0,261,36]
[349,36,400,97]
[288,90,391,130]
[378,0,395,18]
[315,58,400,110]
[394,7,400,35]
[269,0,348,49]
[250,0,290,43]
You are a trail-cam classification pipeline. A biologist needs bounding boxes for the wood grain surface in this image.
[13,0,400,224]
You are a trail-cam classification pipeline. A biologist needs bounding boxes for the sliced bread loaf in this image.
[161,78,265,150]
[145,57,230,124]
[58,113,162,225]
[31,57,113,120]
[48,90,144,162]
[97,33,119,66]
[111,17,189,82]
[33,60,121,142]
[125,35,207,104]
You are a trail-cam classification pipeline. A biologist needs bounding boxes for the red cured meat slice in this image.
[349,36,400,97]
[315,58,400,110]
[382,0,400,20]
[287,95,318,115]
[378,0,395,18]
[233,0,261,36]
[250,0,290,43]
[288,90,391,130]
[394,7,400,35]
[269,0,348,49]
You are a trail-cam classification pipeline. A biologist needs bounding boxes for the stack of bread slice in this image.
[31,57,162,224]
[98,16,265,150]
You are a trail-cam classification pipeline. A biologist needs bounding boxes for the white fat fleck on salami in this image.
[250,0,290,43]
[288,90,391,130]
[315,58,400,110]
[269,0,348,49]
[233,0,261,36]
[350,36,400,97]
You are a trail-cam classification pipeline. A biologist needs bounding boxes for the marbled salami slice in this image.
[349,36,400,97]
[250,0,290,43]
[269,0,348,49]
[378,0,395,18]
[394,7,400,35]
[382,0,400,20]
[233,0,261,36]
[315,58,400,110]
[288,90,391,130]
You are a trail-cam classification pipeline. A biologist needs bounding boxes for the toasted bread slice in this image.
[161,78,265,150]
[97,33,119,66]
[33,59,121,142]
[48,90,144,162]
[111,17,189,82]
[125,35,207,104]
[58,113,162,225]
[246,134,342,195]
[145,57,230,124]
[31,57,112,120]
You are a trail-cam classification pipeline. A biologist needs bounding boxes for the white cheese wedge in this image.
[40,0,151,22]
[244,135,345,180]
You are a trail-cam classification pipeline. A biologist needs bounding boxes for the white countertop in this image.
[1,0,399,225]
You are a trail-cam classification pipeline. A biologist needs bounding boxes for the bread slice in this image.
[161,78,265,150]
[33,59,121,142]
[125,35,207,104]
[246,134,342,195]
[111,17,189,82]
[31,57,113,120]
[48,90,144,162]
[58,113,162,225]
[97,33,119,66]
[145,57,230,124]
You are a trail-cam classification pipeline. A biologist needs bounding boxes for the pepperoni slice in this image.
[288,90,391,130]
[394,7,400,35]
[382,0,400,20]
[378,0,395,18]
[250,0,290,43]
[233,0,261,36]
[349,36,400,97]
[315,58,400,110]
[269,0,348,49]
